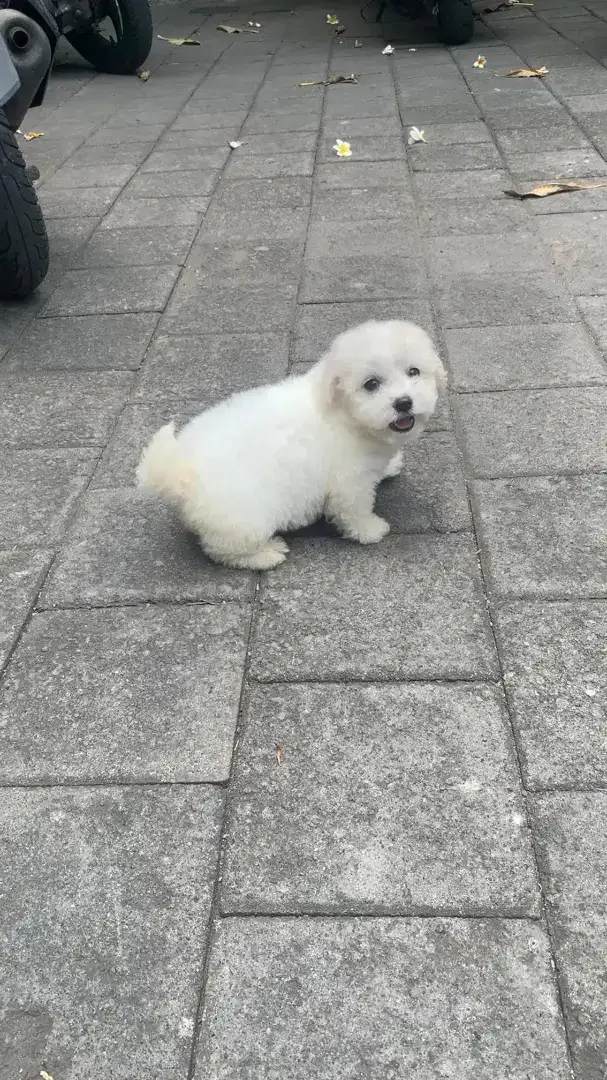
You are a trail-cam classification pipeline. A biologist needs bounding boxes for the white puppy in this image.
[136,319,446,570]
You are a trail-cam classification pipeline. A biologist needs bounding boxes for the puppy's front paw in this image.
[354,515,390,545]
[383,451,404,479]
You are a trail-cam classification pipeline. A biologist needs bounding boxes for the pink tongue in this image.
[395,416,413,429]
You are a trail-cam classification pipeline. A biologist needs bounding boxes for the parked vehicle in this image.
[0,0,152,300]
[380,0,474,45]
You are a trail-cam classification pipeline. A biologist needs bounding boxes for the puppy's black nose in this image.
[394,396,413,414]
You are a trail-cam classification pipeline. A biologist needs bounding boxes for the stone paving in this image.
[1,0,607,1075]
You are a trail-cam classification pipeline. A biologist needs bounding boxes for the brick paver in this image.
[1,0,606,1076]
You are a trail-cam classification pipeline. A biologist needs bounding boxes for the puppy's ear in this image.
[434,351,448,393]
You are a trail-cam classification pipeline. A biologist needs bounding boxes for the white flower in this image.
[333,139,352,157]
[326,13,338,23]
[382,44,394,55]
[407,126,426,146]
[473,54,487,68]
[248,20,261,26]
[228,140,242,148]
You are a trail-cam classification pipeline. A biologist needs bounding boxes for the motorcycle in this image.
[0,0,152,300]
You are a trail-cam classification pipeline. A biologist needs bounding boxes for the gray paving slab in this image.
[455,387,607,477]
[578,294,607,353]
[310,184,416,220]
[435,270,577,327]
[376,431,471,532]
[185,237,304,287]
[428,231,546,276]
[251,535,497,681]
[162,275,296,334]
[314,160,412,190]
[0,449,98,546]
[72,225,198,269]
[40,489,254,608]
[531,792,607,1080]
[0,550,51,670]
[291,299,435,364]
[90,402,201,488]
[40,266,181,317]
[124,169,221,199]
[444,323,607,391]
[0,785,222,1079]
[195,918,570,1080]
[409,143,504,172]
[317,135,406,162]
[222,681,537,915]
[504,147,607,182]
[497,601,607,788]
[3,313,159,372]
[0,603,249,783]
[0,372,133,448]
[211,176,312,209]
[133,331,289,401]
[37,186,122,219]
[473,475,607,598]
[537,213,607,294]
[100,196,209,230]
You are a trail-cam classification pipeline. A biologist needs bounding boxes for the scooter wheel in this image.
[436,0,474,44]
[66,0,153,75]
[0,108,48,301]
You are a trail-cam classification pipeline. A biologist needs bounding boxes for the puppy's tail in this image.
[136,422,198,509]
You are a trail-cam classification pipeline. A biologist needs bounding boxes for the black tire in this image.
[0,108,48,301]
[66,0,153,75]
[436,0,474,44]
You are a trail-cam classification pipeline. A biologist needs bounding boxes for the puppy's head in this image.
[318,320,446,440]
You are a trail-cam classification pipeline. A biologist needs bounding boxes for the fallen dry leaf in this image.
[504,180,607,199]
[137,69,150,81]
[334,23,346,34]
[382,44,395,55]
[473,54,486,68]
[333,138,352,157]
[299,73,358,86]
[408,125,426,145]
[499,65,548,77]
[354,38,362,46]
[23,131,44,141]
[157,34,201,44]
[248,20,261,26]
[228,140,242,148]
[217,23,259,32]
[481,0,533,10]
[275,742,285,766]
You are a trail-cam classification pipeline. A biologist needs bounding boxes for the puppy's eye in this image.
[363,377,381,392]
[408,366,420,378]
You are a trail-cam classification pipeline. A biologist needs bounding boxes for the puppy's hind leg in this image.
[202,530,290,571]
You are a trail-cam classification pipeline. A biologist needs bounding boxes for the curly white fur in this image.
[136,320,446,570]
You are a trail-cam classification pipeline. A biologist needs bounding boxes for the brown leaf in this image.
[498,65,548,77]
[23,131,44,141]
[480,0,533,11]
[157,35,201,45]
[275,742,285,766]
[504,180,607,199]
[216,23,260,33]
[334,23,347,35]
[299,73,359,86]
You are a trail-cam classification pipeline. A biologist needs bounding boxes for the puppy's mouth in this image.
[389,415,415,433]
